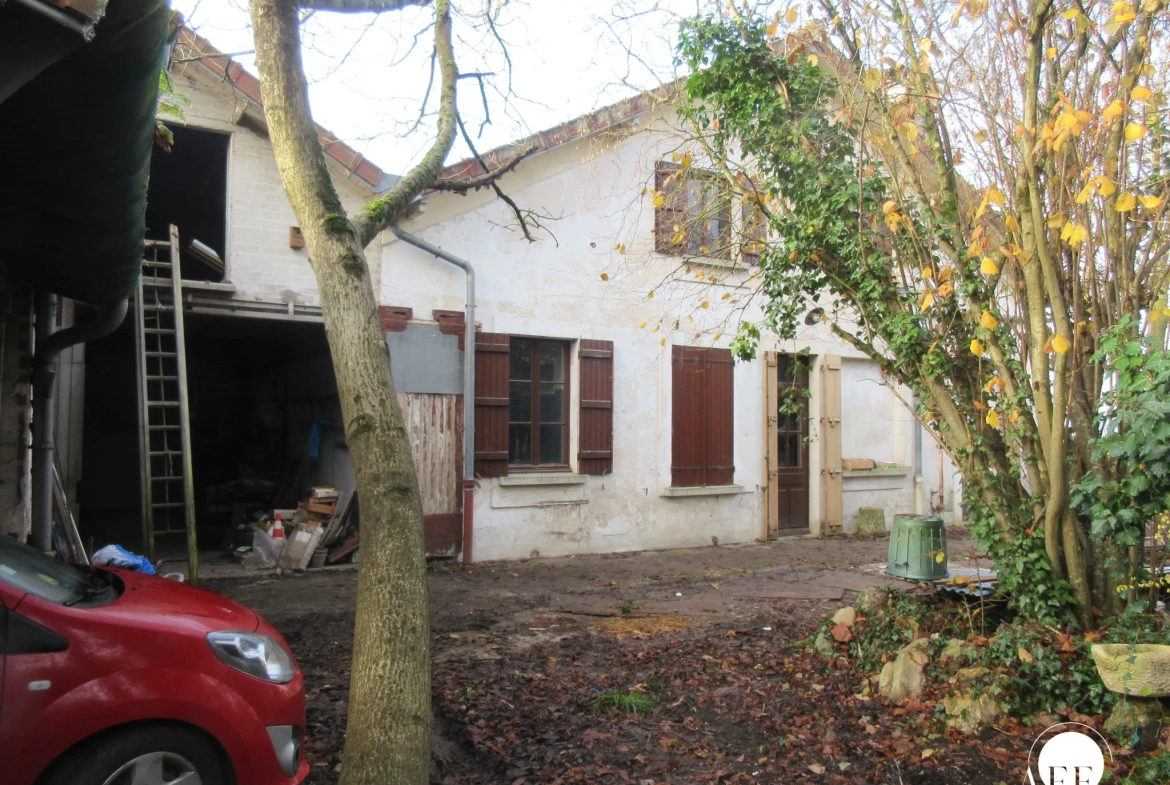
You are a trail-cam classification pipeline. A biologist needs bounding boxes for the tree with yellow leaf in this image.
[676,0,1168,628]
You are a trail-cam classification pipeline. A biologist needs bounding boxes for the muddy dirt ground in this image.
[204,532,1051,784]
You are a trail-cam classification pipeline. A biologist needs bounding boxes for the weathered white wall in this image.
[379,112,958,561]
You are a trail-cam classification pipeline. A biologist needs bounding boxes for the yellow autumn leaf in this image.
[984,376,1006,393]
[1075,182,1096,204]
[920,290,935,312]
[974,129,988,144]
[659,338,665,347]
[1061,8,1080,19]
[808,54,819,67]
[713,332,722,341]
[937,282,954,298]
[765,20,779,37]
[647,290,655,300]
[882,200,897,215]
[1125,123,1148,141]
[638,322,647,329]
[1046,213,1065,230]
[987,186,1006,206]
[900,122,919,143]
[699,301,710,309]
[938,267,953,282]
[1102,100,1126,123]
[721,292,730,300]
[600,272,609,281]
[1060,221,1075,241]
[981,311,999,330]
[1052,334,1071,353]
[986,410,1001,428]
[651,324,659,333]
[1018,646,1034,664]
[1115,192,1137,212]
[971,339,985,355]
[923,267,934,279]
[980,257,999,275]
[1009,410,1020,424]
[652,196,666,208]
[1068,224,1089,245]
[785,6,798,23]
[1131,86,1152,102]
[1005,215,1019,233]
[1139,194,1163,209]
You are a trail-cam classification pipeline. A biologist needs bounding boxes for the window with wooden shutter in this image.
[671,345,735,487]
[741,201,768,267]
[653,160,732,260]
[578,339,613,475]
[474,333,510,478]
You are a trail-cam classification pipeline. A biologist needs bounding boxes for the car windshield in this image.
[0,536,92,604]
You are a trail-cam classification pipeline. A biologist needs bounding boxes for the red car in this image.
[0,536,309,785]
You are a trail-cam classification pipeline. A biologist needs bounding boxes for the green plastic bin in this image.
[887,514,947,580]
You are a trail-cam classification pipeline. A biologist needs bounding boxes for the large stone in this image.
[814,631,835,659]
[1091,644,1170,697]
[858,507,887,537]
[878,638,931,702]
[832,606,857,627]
[943,689,1003,733]
[855,586,890,614]
[940,638,977,673]
[1104,697,1164,742]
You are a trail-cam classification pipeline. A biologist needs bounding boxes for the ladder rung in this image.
[148,425,181,430]
[151,502,187,509]
[144,261,173,268]
[151,476,184,482]
[148,450,184,457]
[146,375,178,381]
[147,402,180,408]
[144,351,177,357]
[143,305,175,312]
[143,328,175,335]
[142,279,176,287]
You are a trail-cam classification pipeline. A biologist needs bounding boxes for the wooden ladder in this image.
[133,225,198,582]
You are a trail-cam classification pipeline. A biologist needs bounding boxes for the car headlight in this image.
[207,631,296,683]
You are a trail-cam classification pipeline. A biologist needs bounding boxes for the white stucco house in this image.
[50,30,959,565]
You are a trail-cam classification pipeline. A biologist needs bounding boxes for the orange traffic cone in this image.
[272,514,284,539]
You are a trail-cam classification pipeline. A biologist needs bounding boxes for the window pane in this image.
[538,342,564,382]
[788,434,801,467]
[539,383,563,423]
[510,340,531,380]
[509,424,531,464]
[509,381,531,421]
[539,424,564,464]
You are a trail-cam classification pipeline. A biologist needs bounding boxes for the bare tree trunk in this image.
[250,1,439,782]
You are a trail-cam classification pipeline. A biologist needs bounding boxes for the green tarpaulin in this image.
[0,0,171,305]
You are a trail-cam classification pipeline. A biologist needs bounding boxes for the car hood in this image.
[91,568,260,635]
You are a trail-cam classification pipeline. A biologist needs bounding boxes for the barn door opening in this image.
[765,352,809,534]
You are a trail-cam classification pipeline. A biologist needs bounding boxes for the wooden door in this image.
[766,352,809,533]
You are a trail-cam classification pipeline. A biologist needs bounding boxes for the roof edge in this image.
[175,27,384,190]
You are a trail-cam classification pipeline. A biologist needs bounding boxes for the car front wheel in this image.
[43,726,226,785]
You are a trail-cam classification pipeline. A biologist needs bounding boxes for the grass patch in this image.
[593,688,662,715]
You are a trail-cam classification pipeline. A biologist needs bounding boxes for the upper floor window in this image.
[654,161,732,260]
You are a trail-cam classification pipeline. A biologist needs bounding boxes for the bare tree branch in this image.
[298,0,430,12]
[353,0,457,246]
[431,147,535,193]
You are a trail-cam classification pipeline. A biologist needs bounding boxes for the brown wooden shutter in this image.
[654,161,684,255]
[821,354,843,534]
[578,339,613,475]
[705,348,735,486]
[671,345,706,486]
[474,332,510,478]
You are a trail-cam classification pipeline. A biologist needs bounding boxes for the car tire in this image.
[41,725,227,785]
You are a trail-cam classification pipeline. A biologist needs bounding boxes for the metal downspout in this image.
[390,225,477,564]
[31,295,129,552]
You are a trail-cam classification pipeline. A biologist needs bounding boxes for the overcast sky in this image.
[173,0,707,174]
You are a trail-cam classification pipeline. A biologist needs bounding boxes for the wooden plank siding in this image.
[397,392,463,555]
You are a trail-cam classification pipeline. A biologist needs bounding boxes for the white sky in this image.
[173,0,706,175]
